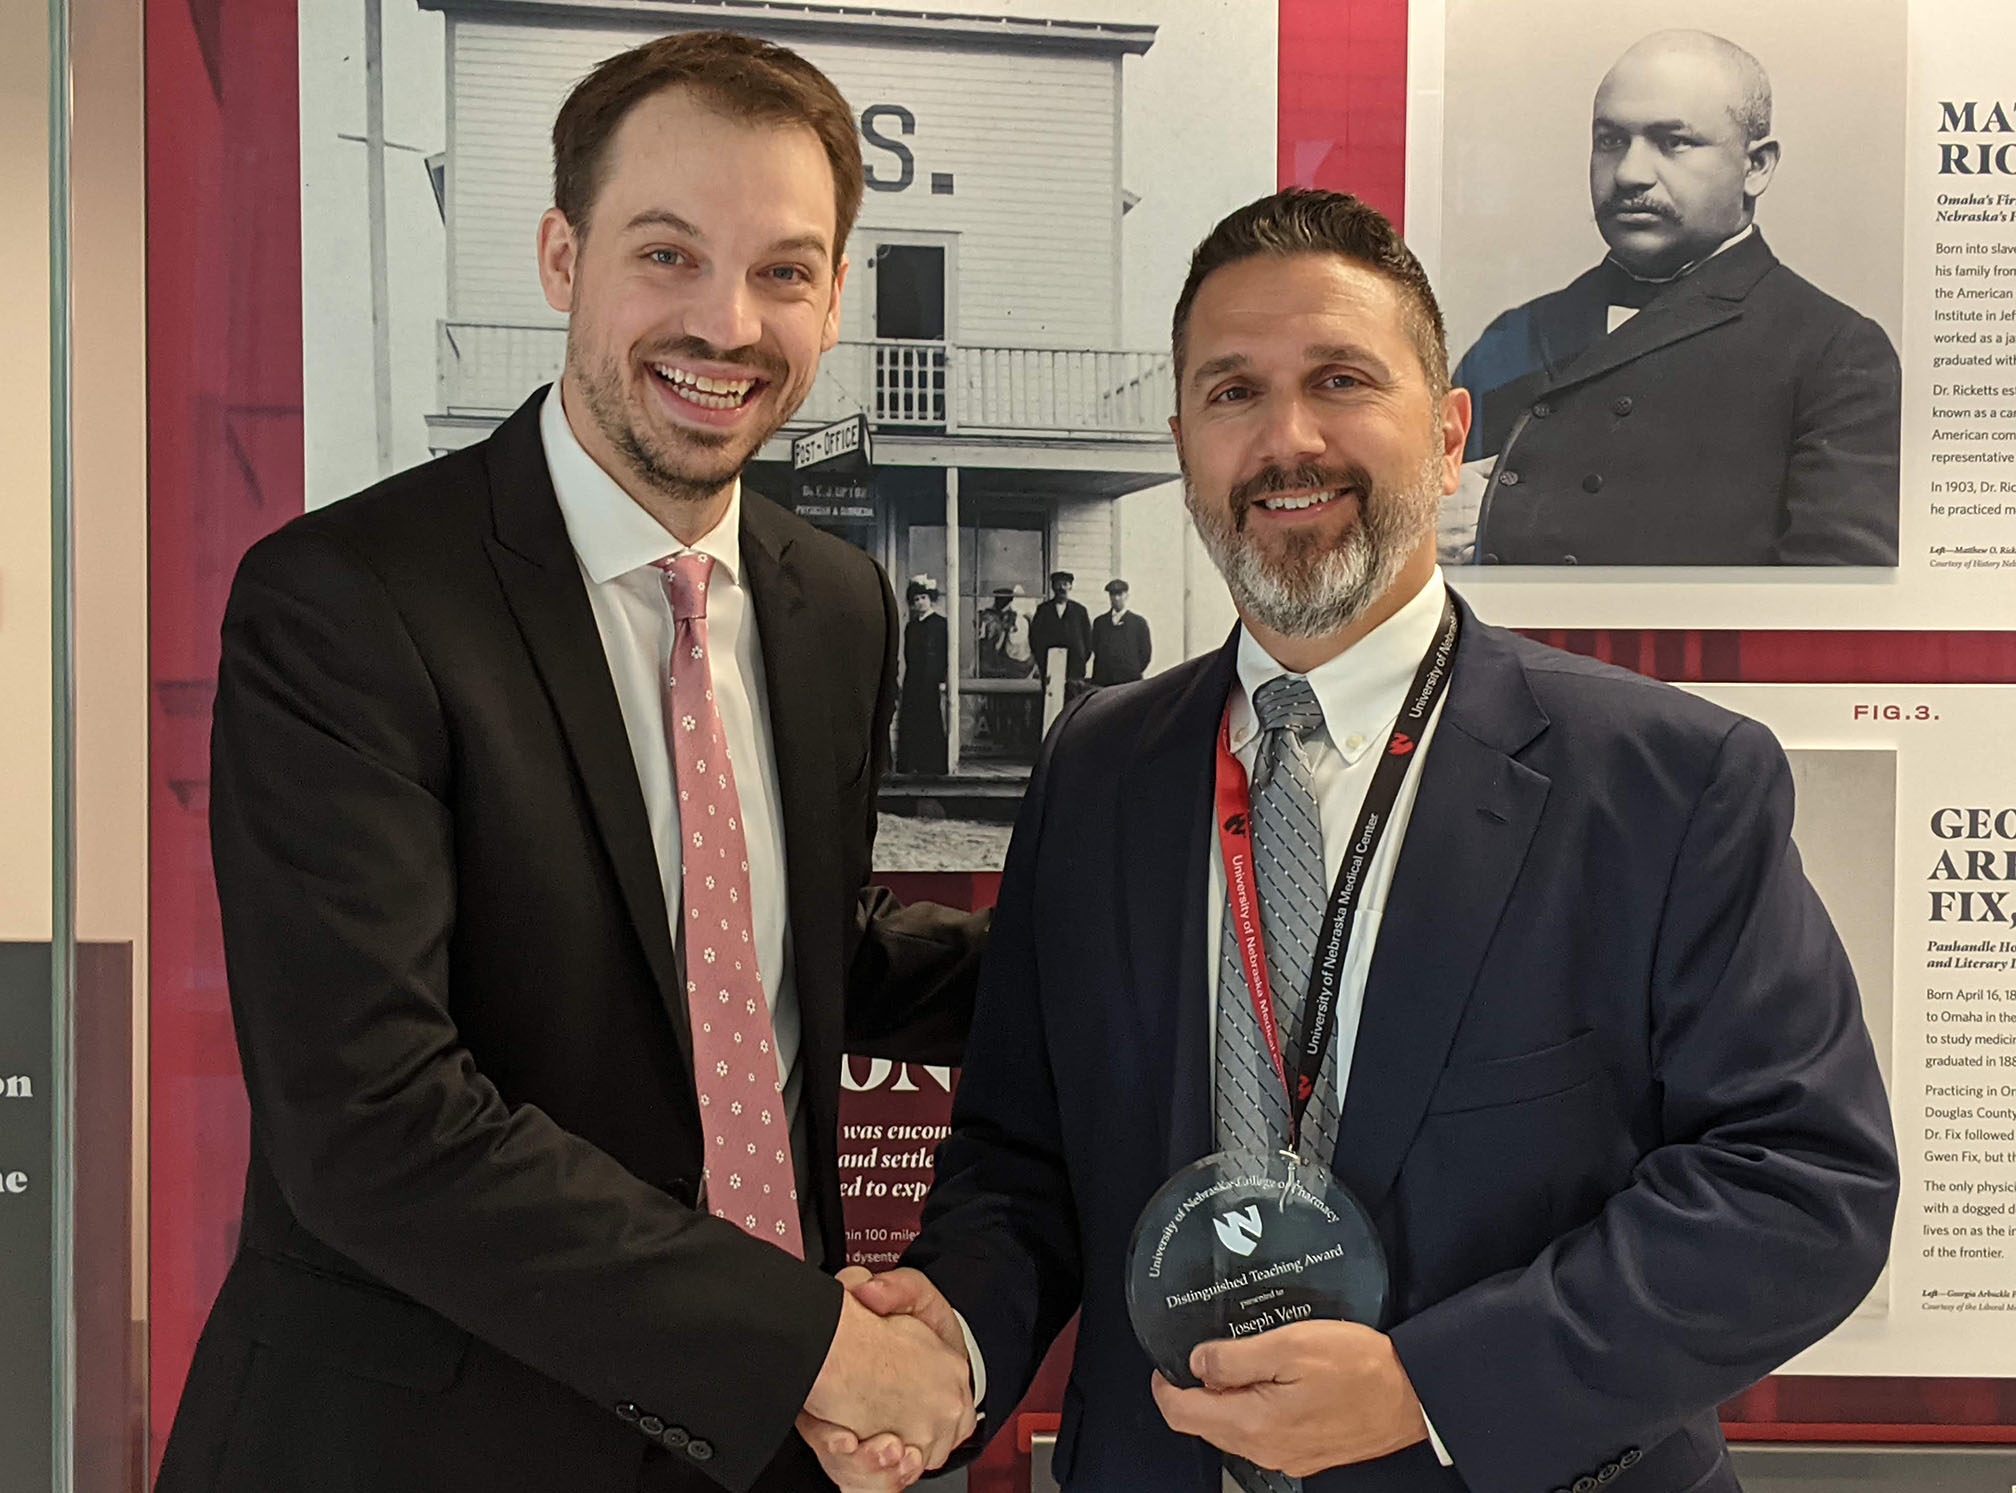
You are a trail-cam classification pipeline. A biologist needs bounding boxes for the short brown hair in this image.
[552,30,865,262]
[1171,189,1449,397]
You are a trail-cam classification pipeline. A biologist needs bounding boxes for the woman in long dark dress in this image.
[896,577,949,775]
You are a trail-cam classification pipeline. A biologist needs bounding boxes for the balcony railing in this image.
[437,322,1174,438]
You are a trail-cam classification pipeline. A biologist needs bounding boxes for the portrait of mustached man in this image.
[1452,28,1901,567]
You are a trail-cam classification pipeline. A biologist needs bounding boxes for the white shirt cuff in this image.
[1422,1406,1453,1467]
[953,1308,988,1412]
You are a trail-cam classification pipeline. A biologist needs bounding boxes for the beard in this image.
[1186,449,1444,639]
[568,330,798,507]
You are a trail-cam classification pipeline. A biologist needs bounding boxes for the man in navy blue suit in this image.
[806,189,1897,1493]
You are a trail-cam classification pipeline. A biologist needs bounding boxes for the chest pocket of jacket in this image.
[1424,1029,1604,1115]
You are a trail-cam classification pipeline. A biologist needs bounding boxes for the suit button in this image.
[689,1439,715,1462]
[1575,1478,1598,1492]
[1612,397,1634,416]
[1620,1448,1642,1467]
[1498,469,1521,486]
[616,1402,641,1422]
[1598,1463,1621,1483]
[1561,554,1578,565]
[662,1425,690,1449]
[1532,401,1554,418]
[1482,552,1502,564]
[639,1415,665,1436]
[1582,474,1604,493]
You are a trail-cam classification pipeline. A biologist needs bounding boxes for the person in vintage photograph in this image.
[1090,577,1153,686]
[811,188,1895,1493]
[1452,28,1901,566]
[897,576,949,775]
[976,584,1033,680]
[158,30,987,1493]
[1028,569,1094,690]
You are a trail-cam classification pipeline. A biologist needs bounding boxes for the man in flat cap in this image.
[1090,579,1152,687]
[1029,570,1094,692]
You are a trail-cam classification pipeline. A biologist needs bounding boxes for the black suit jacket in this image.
[157,391,986,1493]
[1029,598,1094,681]
[1457,232,1901,565]
[1090,610,1152,686]
[906,596,1897,1493]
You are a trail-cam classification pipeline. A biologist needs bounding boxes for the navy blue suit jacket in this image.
[905,596,1897,1493]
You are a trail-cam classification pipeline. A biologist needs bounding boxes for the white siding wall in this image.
[1053,495,1113,585]
[448,17,1121,347]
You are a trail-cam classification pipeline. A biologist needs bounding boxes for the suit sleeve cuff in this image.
[1422,1406,1454,1468]
[953,1308,988,1414]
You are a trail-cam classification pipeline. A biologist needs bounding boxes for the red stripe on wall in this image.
[145,0,303,1470]
[1278,0,1410,223]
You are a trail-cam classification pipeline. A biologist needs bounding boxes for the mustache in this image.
[1597,194,1679,223]
[640,337,787,382]
[1227,463,1372,524]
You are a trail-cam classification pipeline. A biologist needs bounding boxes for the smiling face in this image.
[537,86,846,527]
[1171,253,1466,645]
[1590,42,1776,278]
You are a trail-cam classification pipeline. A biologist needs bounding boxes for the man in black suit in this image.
[1089,579,1152,686]
[1452,29,1900,566]
[811,189,1896,1493]
[1028,570,1094,689]
[158,31,983,1493]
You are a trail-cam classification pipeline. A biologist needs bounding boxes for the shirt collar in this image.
[1227,570,1449,766]
[1608,222,1755,289]
[540,382,742,587]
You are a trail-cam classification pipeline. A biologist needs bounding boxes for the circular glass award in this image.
[1124,1149,1388,1388]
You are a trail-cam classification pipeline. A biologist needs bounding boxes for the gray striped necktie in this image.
[1214,675,1341,1493]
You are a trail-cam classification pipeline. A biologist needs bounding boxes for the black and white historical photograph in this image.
[1427,0,1908,569]
[299,0,1276,870]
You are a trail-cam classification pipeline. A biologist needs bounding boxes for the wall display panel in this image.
[1407,0,2016,629]
[1403,0,2016,624]
[1682,686,2016,1378]
[146,0,2016,1475]
[296,0,1275,876]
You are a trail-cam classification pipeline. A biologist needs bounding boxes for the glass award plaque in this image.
[1125,1149,1388,1388]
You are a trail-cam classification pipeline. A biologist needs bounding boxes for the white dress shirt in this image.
[538,386,805,1169]
[1208,570,1456,1479]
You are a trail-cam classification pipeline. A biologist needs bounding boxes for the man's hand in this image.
[803,1269,975,1483]
[1150,1321,1427,1478]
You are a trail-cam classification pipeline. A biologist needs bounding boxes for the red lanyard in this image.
[1212,594,1460,1149]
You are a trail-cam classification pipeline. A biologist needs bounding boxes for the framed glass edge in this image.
[49,0,78,1485]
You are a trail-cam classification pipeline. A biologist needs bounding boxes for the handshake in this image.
[798,1267,978,1491]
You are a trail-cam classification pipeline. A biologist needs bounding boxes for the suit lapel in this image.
[1112,637,1239,1178]
[1545,232,1778,395]
[1532,269,1610,380]
[1332,603,1551,1215]
[480,392,691,1064]
[740,495,845,1109]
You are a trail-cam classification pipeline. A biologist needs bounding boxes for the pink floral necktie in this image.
[654,552,803,1258]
